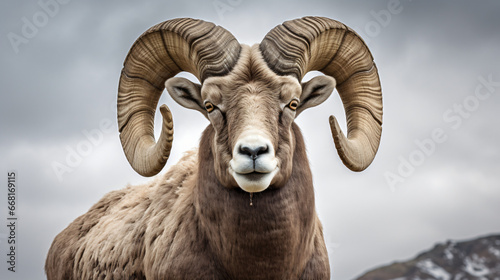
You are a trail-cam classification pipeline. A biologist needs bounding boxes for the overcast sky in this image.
[1,0,499,279]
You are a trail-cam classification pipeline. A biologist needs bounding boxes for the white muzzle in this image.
[229,130,278,193]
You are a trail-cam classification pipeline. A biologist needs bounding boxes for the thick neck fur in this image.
[194,123,316,279]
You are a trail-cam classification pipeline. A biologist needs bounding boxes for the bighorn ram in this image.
[46,17,382,279]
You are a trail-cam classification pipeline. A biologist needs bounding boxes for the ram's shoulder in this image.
[159,148,199,187]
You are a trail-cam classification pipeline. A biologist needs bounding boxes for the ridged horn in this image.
[118,18,241,176]
[260,16,383,171]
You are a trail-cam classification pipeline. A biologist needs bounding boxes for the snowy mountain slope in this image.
[355,234,500,280]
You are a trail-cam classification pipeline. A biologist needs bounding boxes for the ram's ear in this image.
[296,76,336,117]
[165,77,206,118]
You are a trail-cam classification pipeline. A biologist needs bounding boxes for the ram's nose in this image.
[238,144,269,161]
[232,133,275,173]
[229,131,279,193]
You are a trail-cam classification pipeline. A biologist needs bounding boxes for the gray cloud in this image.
[1,0,499,279]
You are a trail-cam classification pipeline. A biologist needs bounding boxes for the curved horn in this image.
[260,16,383,171]
[118,18,241,176]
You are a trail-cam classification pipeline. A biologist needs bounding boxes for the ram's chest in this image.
[222,223,307,279]
[144,228,226,279]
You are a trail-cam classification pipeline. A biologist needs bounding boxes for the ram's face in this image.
[202,73,300,192]
[165,45,336,193]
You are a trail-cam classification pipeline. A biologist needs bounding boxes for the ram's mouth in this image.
[230,167,279,193]
[240,172,269,181]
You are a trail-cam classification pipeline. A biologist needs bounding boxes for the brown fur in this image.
[46,124,329,279]
[46,45,330,279]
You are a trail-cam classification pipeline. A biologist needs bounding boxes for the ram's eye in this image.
[205,102,215,113]
[288,100,299,111]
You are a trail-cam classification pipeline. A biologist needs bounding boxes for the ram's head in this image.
[117,17,382,193]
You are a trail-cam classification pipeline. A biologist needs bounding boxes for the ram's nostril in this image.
[255,145,268,156]
[239,145,269,160]
[239,146,251,156]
